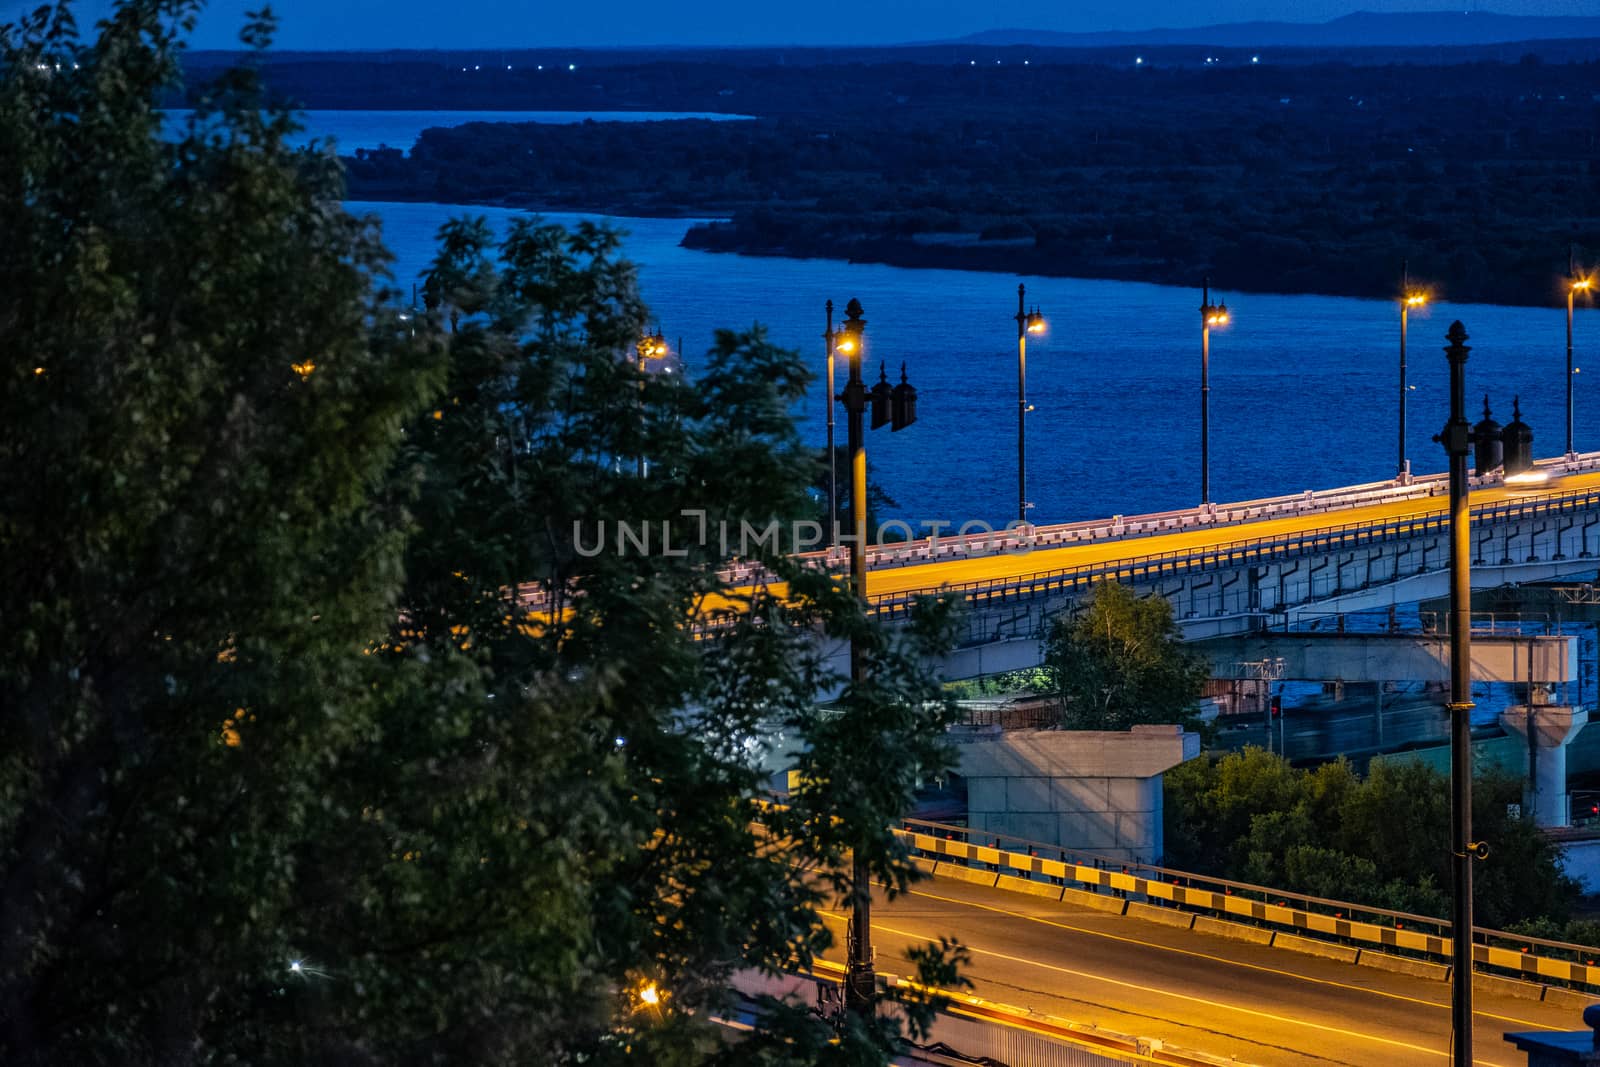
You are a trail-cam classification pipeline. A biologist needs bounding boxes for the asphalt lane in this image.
[859,469,1600,601]
[818,873,1582,1066]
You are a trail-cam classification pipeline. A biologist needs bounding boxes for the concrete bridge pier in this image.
[1498,704,1589,827]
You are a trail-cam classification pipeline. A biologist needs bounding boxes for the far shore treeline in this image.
[190,45,1600,308]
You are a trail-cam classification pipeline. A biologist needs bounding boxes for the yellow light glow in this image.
[1575,278,1593,291]
[638,983,660,1005]
[1207,313,1229,326]
[1505,469,1550,486]
[1027,321,1046,335]
[836,337,858,355]
[33,366,44,376]
[291,360,316,380]
[1405,293,1427,307]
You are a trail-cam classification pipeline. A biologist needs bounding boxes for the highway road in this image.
[853,469,1600,604]
[706,469,1600,619]
[818,873,1582,1066]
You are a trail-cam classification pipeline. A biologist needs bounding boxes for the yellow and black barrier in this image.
[896,826,1600,992]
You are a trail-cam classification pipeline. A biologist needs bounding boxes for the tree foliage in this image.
[1042,581,1208,730]
[1164,749,1579,930]
[0,3,963,1063]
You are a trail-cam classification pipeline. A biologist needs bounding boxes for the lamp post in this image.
[825,301,839,546]
[1435,320,1476,1067]
[832,296,918,1018]
[1015,284,1046,524]
[636,328,667,477]
[1567,246,1591,458]
[1398,260,1428,480]
[1199,277,1230,505]
[1433,323,1543,1067]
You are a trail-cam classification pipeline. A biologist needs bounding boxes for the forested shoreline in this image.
[333,53,1600,306]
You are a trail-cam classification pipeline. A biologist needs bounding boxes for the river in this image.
[357,199,1600,530]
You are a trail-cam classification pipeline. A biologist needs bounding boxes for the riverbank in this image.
[341,50,1600,310]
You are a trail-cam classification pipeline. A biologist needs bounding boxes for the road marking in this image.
[844,912,1514,1065]
[900,884,1558,1032]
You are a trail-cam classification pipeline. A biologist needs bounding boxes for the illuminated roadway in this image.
[819,875,1578,1066]
[847,469,1600,607]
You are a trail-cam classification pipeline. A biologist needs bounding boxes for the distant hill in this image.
[954,11,1600,49]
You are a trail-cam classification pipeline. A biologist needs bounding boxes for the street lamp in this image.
[1567,246,1592,457]
[1015,283,1047,524]
[1398,259,1429,480]
[831,296,917,1018]
[636,327,668,477]
[1434,320,1478,1067]
[822,302,863,546]
[1432,322,1540,1067]
[1199,277,1230,505]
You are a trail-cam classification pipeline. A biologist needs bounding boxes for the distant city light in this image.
[474,64,480,70]
[1135,57,1143,65]
[1251,55,1260,63]
[568,63,577,71]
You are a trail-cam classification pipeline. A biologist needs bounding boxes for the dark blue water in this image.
[162,109,752,153]
[353,200,1600,531]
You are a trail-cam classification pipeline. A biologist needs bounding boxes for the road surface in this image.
[819,872,1581,1066]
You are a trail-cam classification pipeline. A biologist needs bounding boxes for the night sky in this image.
[9,0,1600,49]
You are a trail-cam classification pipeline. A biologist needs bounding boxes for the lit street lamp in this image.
[1199,277,1230,505]
[1567,246,1591,457]
[1398,260,1428,480]
[1015,284,1047,523]
[636,327,668,477]
[831,296,917,1017]
[822,301,861,546]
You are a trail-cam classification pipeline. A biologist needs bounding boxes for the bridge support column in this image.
[955,725,1200,863]
[1498,704,1588,828]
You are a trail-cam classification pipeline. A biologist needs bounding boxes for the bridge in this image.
[778,452,1600,681]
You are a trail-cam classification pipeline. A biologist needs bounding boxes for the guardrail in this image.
[898,816,1600,992]
[862,481,1600,620]
[715,452,1600,587]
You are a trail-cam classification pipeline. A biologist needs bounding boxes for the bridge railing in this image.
[866,481,1600,618]
[899,815,1600,991]
[758,451,1600,583]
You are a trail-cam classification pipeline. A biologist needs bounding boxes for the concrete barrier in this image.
[1356,951,1450,982]
[936,864,1001,889]
[1192,915,1274,945]
[1125,901,1195,930]
[995,874,1066,901]
[912,857,939,877]
[1474,972,1548,1001]
[1274,932,1360,964]
[1060,886,1128,915]
[1541,986,1599,1012]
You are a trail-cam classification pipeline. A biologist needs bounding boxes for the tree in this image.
[387,214,967,1064]
[0,4,965,1062]
[1163,750,1577,929]
[1042,580,1208,730]
[1,2,444,1061]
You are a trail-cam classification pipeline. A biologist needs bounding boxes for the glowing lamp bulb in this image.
[638,983,660,1005]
